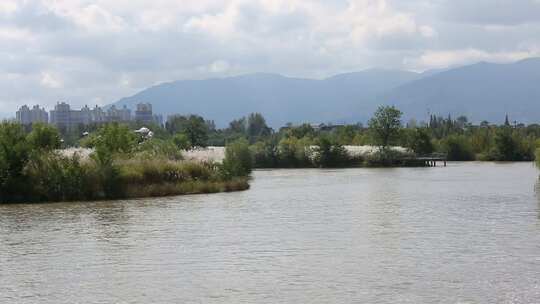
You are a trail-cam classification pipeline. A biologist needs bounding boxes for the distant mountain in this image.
[112,58,540,127]
[113,69,421,127]
[383,58,540,124]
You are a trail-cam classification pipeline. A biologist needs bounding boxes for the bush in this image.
[172,133,191,150]
[135,138,183,161]
[364,149,416,167]
[221,139,252,178]
[441,135,475,161]
[0,123,31,202]
[27,123,61,151]
[313,136,350,168]
[406,128,434,155]
[25,153,97,202]
[251,138,279,168]
[83,123,137,155]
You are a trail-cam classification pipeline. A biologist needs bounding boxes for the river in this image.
[1,162,539,303]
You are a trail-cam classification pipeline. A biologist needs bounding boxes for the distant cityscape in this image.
[16,102,163,129]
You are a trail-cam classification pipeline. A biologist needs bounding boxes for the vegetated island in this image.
[2,105,539,204]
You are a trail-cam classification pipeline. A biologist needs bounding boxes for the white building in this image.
[16,105,49,125]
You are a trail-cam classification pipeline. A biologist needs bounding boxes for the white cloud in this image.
[0,0,538,115]
[410,48,540,69]
[40,72,63,88]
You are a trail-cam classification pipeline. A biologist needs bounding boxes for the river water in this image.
[1,162,539,303]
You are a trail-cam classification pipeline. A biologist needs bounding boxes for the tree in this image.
[313,136,349,168]
[247,113,272,141]
[0,123,31,202]
[285,123,316,139]
[91,123,137,155]
[166,115,209,147]
[172,133,191,150]
[27,123,62,151]
[368,106,403,151]
[407,128,434,155]
[442,135,474,161]
[228,117,247,134]
[221,138,252,178]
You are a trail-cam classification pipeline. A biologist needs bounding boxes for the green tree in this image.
[285,123,316,139]
[27,123,62,151]
[88,123,137,156]
[368,106,403,152]
[250,137,279,168]
[442,135,474,161]
[247,113,272,142]
[221,138,252,178]
[406,128,434,155]
[314,136,349,168]
[166,115,209,147]
[172,133,191,150]
[0,123,31,202]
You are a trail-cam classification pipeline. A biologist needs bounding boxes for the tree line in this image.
[161,107,540,165]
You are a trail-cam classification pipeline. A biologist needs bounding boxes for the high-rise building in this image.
[16,105,48,125]
[49,102,72,128]
[135,103,154,124]
[106,105,131,122]
[17,102,159,128]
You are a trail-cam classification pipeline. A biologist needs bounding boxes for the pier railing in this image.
[415,153,448,167]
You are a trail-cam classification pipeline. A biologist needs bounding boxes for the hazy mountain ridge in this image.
[113,58,540,127]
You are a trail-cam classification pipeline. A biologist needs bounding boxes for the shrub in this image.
[25,153,97,202]
[172,133,191,150]
[251,139,279,168]
[313,136,350,168]
[406,128,434,155]
[0,123,31,202]
[221,139,252,178]
[135,138,183,160]
[364,149,415,167]
[27,123,62,151]
[441,135,475,161]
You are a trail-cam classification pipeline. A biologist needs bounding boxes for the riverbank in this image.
[0,123,253,204]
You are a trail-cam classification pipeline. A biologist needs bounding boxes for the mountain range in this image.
[112,58,540,127]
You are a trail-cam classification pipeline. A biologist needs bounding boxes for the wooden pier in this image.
[415,153,448,167]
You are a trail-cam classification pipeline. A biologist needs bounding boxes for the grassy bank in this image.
[0,123,252,204]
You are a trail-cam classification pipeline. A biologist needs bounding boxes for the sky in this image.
[1,0,540,116]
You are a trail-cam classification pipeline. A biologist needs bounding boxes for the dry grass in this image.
[122,178,250,198]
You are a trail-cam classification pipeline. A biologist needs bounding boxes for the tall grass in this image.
[19,154,249,203]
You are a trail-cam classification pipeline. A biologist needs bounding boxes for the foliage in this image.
[441,135,475,161]
[172,133,191,150]
[313,136,350,168]
[368,106,403,151]
[25,153,98,202]
[250,137,280,168]
[405,128,434,155]
[0,123,31,202]
[135,138,183,161]
[83,123,138,155]
[166,115,209,147]
[247,113,272,142]
[26,123,62,151]
[484,127,533,161]
[221,138,252,178]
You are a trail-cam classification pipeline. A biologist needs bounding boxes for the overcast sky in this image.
[1,0,540,115]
